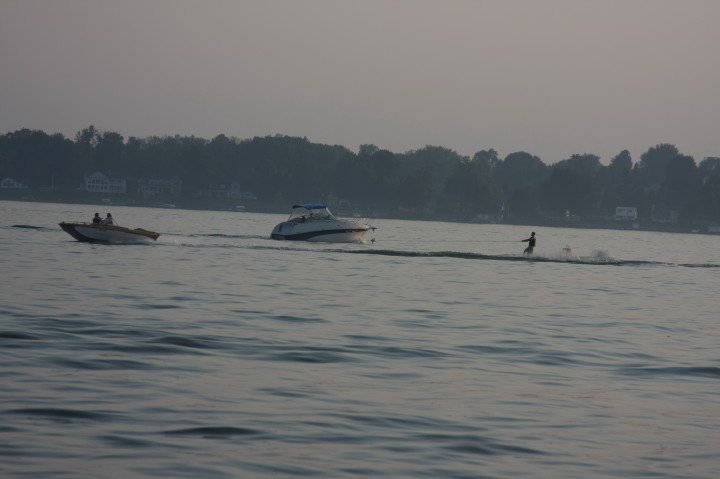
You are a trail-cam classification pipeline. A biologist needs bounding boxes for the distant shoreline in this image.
[3,196,717,236]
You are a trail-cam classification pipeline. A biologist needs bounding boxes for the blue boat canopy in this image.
[292,203,327,210]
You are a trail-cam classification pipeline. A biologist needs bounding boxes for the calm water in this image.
[1,200,719,478]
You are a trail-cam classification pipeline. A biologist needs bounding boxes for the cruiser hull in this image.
[271,225,370,243]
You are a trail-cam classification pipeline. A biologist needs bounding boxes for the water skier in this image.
[521,232,536,255]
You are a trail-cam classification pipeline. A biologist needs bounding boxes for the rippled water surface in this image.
[2,200,719,478]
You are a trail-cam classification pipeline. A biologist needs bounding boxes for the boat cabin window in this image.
[288,206,335,222]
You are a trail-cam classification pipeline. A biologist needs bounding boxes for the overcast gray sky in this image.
[1,0,719,164]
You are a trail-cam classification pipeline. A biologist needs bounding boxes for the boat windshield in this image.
[287,204,335,221]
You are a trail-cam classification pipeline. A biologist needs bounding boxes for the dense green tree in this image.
[596,150,632,214]
[45,133,77,188]
[331,152,374,207]
[494,151,548,190]
[506,186,541,218]
[659,154,699,219]
[0,129,75,187]
[401,145,462,180]
[554,154,603,178]
[400,165,438,209]
[209,134,240,177]
[698,157,720,181]
[398,146,466,210]
[440,158,502,218]
[74,125,99,148]
[694,174,720,221]
[638,143,678,186]
[490,152,548,218]
[366,149,403,208]
[540,168,601,215]
[472,149,500,172]
[358,144,379,157]
[608,150,632,184]
[94,131,125,174]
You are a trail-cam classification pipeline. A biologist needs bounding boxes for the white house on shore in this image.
[614,206,637,221]
[137,176,183,199]
[84,172,127,194]
[1,177,28,189]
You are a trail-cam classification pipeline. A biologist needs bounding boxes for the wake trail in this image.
[159,239,718,268]
[17,226,717,268]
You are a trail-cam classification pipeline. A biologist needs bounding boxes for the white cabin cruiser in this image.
[271,204,374,243]
[59,222,160,243]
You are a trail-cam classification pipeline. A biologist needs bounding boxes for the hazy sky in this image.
[2,0,719,164]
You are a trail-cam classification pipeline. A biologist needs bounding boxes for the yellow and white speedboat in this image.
[59,222,160,244]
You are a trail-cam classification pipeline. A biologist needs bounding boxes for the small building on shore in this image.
[137,176,183,200]
[84,172,126,194]
[614,206,637,221]
[1,177,28,189]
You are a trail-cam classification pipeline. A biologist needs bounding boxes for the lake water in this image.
[1,200,719,478]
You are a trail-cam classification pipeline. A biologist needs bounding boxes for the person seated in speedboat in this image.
[103,213,114,225]
[92,212,102,224]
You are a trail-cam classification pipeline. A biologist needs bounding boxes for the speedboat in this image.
[59,222,160,243]
[271,204,375,243]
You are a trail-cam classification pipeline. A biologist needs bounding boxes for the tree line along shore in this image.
[1,126,719,232]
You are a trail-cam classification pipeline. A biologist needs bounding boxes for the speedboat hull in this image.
[59,222,160,243]
[271,221,371,242]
